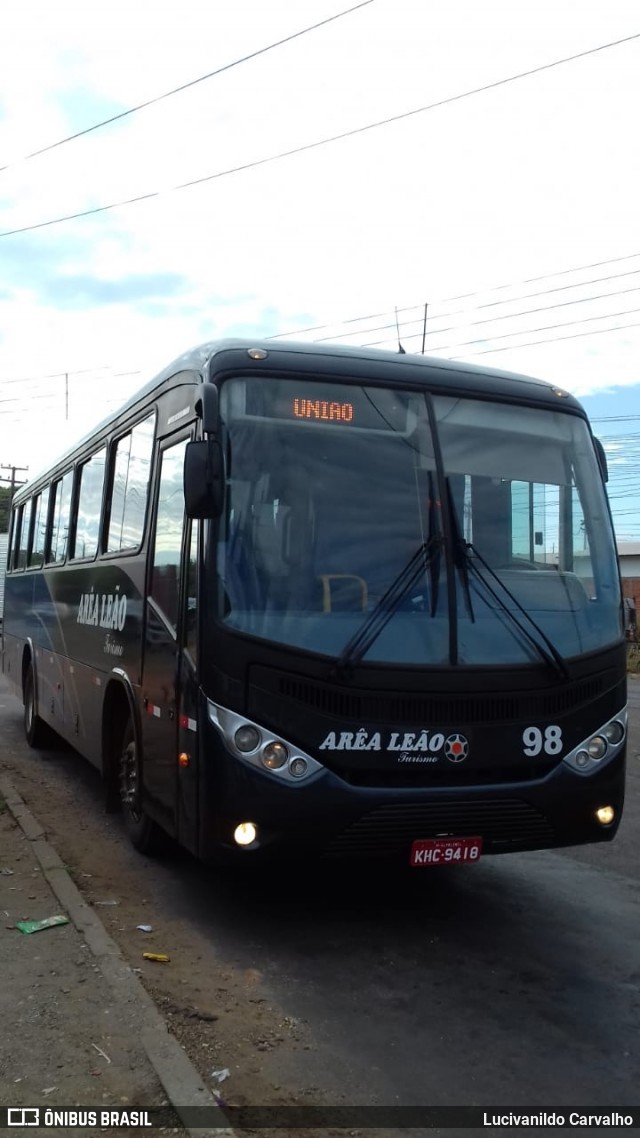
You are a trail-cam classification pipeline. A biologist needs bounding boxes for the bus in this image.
[2,339,626,867]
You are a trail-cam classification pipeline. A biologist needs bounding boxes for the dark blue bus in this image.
[2,339,626,866]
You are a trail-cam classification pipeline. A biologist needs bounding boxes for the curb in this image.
[0,776,235,1138]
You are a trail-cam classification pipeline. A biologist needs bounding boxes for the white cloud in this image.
[1,0,640,476]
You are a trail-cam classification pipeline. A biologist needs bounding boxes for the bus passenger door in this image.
[141,436,190,840]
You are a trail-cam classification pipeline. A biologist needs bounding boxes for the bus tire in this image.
[24,663,51,749]
[118,717,161,854]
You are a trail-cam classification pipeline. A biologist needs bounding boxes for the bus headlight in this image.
[262,742,288,769]
[235,725,261,752]
[563,710,626,775]
[587,736,607,760]
[208,701,324,784]
[603,720,625,745]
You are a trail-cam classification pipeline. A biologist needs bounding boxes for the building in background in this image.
[0,532,8,625]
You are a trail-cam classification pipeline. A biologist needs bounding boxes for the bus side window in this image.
[16,500,32,569]
[73,448,106,560]
[10,505,23,570]
[29,488,50,568]
[150,439,188,632]
[107,415,155,553]
[10,503,29,570]
[49,471,74,564]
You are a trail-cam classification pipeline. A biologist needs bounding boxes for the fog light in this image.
[233,822,257,845]
[603,720,625,745]
[262,741,288,769]
[235,725,260,752]
[595,805,615,826]
[575,750,590,769]
[289,757,308,778]
[587,735,607,760]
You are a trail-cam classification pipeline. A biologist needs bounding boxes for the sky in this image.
[1,0,640,535]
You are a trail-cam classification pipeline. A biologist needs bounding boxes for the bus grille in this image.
[277,675,605,724]
[328,760,557,787]
[322,799,554,857]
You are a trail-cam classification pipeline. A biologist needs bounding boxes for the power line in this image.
[271,253,640,340]
[0,380,141,407]
[450,319,640,358]
[0,370,119,393]
[355,317,640,358]
[0,2,373,175]
[377,304,640,354]
[2,273,640,399]
[2,30,639,240]
[2,292,639,408]
[314,272,640,346]
[4,266,639,396]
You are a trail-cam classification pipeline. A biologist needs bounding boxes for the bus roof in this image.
[14,338,586,500]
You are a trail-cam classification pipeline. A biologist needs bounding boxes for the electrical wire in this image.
[368,304,640,354]
[272,252,640,338]
[313,272,640,345]
[0,2,373,174]
[448,319,640,358]
[353,318,640,358]
[2,30,639,239]
[2,280,640,397]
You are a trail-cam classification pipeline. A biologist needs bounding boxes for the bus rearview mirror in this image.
[184,439,224,518]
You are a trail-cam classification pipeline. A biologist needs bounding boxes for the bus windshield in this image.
[216,376,622,666]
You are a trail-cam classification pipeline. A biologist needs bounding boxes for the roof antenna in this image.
[395,306,406,354]
[421,302,428,355]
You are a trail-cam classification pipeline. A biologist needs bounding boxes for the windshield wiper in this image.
[459,540,569,681]
[329,534,444,677]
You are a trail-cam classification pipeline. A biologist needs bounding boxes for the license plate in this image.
[410,836,483,866]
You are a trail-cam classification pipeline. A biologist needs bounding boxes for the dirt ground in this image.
[0,682,374,1138]
[0,805,188,1138]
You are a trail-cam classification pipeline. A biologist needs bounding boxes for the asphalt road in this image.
[1,672,638,1117]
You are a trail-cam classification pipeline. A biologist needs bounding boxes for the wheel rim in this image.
[119,739,142,822]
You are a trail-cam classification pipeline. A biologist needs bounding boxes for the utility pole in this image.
[0,465,28,533]
[0,464,29,502]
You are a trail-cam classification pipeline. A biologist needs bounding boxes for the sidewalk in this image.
[0,778,232,1137]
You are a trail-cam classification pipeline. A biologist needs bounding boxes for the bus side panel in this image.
[2,631,25,698]
[34,644,64,728]
[64,656,110,769]
[3,561,146,767]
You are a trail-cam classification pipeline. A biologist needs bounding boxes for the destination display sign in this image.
[237,378,417,434]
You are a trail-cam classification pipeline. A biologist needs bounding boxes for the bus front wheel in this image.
[118,719,160,854]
